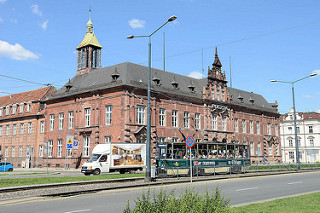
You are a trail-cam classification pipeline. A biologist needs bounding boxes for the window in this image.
[250,142,254,156]
[267,123,271,135]
[268,143,272,156]
[12,124,17,135]
[159,109,165,126]
[195,113,200,129]
[222,117,226,131]
[6,106,9,115]
[27,104,31,112]
[19,146,23,157]
[19,104,24,113]
[27,122,32,134]
[85,108,91,127]
[11,146,15,157]
[0,108,3,116]
[159,137,166,142]
[256,121,260,135]
[105,106,112,125]
[211,89,215,99]
[289,139,293,147]
[4,147,8,157]
[48,140,53,157]
[12,105,16,114]
[212,115,217,130]
[289,151,294,159]
[310,139,314,147]
[105,136,111,143]
[68,111,74,129]
[184,112,189,128]
[39,145,43,157]
[309,126,313,133]
[84,136,90,157]
[288,127,292,134]
[136,106,145,124]
[234,119,238,132]
[216,86,220,101]
[59,113,64,130]
[57,139,63,157]
[221,88,225,101]
[173,138,178,143]
[257,142,261,152]
[276,143,279,155]
[0,126,2,136]
[50,114,54,130]
[137,139,145,143]
[20,123,24,135]
[242,120,246,133]
[172,110,178,127]
[249,121,253,134]
[275,124,278,136]
[40,121,45,133]
[6,125,9,135]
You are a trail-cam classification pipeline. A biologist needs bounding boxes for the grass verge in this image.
[0,172,49,176]
[0,173,144,188]
[232,191,320,213]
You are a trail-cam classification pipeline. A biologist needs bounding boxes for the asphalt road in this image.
[1,171,319,213]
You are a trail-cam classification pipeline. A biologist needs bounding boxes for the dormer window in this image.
[12,105,17,114]
[0,108,3,116]
[111,68,120,81]
[249,97,254,104]
[6,106,9,115]
[65,79,73,92]
[19,104,24,113]
[237,94,244,103]
[27,104,31,112]
[171,77,179,89]
[188,81,195,93]
[153,73,161,86]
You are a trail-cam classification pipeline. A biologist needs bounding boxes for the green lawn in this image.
[232,192,320,213]
[0,172,49,176]
[0,173,144,187]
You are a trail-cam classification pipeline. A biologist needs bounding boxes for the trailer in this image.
[81,143,146,175]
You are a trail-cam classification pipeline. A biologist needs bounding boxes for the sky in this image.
[0,0,319,114]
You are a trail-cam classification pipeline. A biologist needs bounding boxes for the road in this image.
[0,171,319,213]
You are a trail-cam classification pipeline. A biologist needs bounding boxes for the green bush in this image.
[123,187,230,213]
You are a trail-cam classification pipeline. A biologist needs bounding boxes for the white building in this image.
[280,108,320,163]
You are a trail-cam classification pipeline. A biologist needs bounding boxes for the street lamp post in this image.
[127,15,177,182]
[270,73,317,170]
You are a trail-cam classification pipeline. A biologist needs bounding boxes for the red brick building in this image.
[0,86,56,167]
[44,16,281,168]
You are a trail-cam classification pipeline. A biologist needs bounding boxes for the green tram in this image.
[156,141,251,176]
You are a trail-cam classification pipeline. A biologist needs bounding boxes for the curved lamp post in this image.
[127,15,177,182]
[270,73,317,170]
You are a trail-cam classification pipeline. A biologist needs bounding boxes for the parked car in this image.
[0,162,13,172]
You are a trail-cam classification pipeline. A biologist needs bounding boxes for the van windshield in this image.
[87,154,101,162]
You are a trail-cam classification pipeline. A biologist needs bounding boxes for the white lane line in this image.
[64,209,91,213]
[235,187,258,192]
[288,181,302,185]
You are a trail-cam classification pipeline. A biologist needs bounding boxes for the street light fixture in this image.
[127,15,177,182]
[270,73,317,170]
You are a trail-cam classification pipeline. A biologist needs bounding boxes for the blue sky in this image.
[0,0,319,114]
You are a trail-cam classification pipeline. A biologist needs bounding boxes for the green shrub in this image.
[123,187,230,213]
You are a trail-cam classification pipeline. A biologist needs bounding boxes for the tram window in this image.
[173,144,186,159]
[166,144,173,158]
[198,144,208,158]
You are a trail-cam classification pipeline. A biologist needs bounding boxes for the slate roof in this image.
[51,62,278,114]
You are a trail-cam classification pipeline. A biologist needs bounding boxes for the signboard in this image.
[66,135,74,149]
[73,140,79,150]
[26,152,29,157]
[185,136,195,148]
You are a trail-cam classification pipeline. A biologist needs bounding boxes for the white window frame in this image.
[195,113,200,129]
[48,140,53,157]
[249,120,253,134]
[172,110,178,127]
[19,104,24,113]
[267,123,271,135]
[84,136,90,157]
[289,139,293,147]
[310,139,314,147]
[268,143,272,156]
[256,121,260,135]
[6,125,9,135]
[13,124,17,135]
[11,146,15,157]
[136,106,145,125]
[27,122,32,134]
[222,116,226,131]
[85,108,91,127]
[242,120,246,133]
[105,106,112,125]
[59,113,64,130]
[275,124,278,136]
[12,105,16,114]
[57,139,63,157]
[19,146,23,157]
[234,119,238,132]
[184,112,189,128]
[0,126,2,136]
[27,104,31,112]
[40,121,45,133]
[105,136,111,143]
[20,123,24,135]
[68,111,74,129]
[0,108,3,116]
[50,114,54,131]
[250,142,254,156]
[4,147,8,157]
[216,86,220,101]
[6,106,9,115]
[159,109,165,126]
[212,115,217,130]
[39,145,44,157]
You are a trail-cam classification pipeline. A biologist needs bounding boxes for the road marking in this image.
[64,209,91,213]
[288,181,302,185]
[235,187,258,192]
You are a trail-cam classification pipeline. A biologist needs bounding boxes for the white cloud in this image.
[0,40,39,60]
[188,71,204,79]
[317,109,320,113]
[40,20,49,30]
[31,4,42,16]
[303,94,313,98]
[129,19,145,29]
[0,0,7,3]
